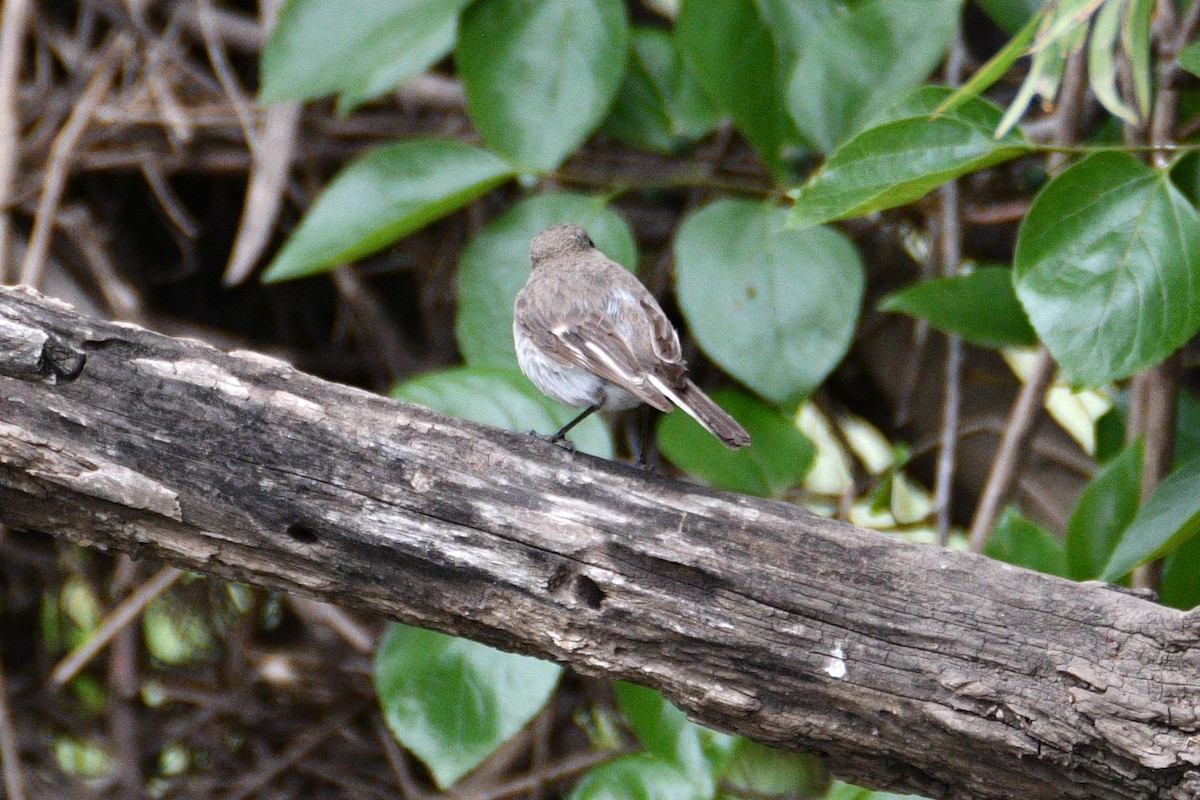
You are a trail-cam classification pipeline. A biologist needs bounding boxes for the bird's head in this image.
[529,223,595,266]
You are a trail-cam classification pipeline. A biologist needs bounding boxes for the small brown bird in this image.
[513,223,750,451]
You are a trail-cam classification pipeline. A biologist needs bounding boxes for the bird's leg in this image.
[536,403,600,450]
[632,406,655,471]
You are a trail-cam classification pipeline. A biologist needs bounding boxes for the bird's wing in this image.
[515,302,674,412]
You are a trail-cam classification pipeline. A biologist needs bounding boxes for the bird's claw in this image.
[529,430,576,453]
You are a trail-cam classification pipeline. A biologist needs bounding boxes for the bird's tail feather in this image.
[651,378,751,450]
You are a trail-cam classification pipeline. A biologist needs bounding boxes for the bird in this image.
[512,222,750,454]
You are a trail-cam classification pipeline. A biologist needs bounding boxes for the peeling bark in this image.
[0,284,1198,800]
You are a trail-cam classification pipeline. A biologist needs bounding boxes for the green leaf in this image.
[824,781,931,800]
[1014,152,1200,386]
[259,0,469,112]
[717,737,830,800]
[676,0,801,175]
[375,624,562,789]
[985,507,1068,577]
[1160,526,1200,610]
[676,200,863,405]
[1064,439,1142,580]
[457,0,629,171]
[455,193,636,370]
[1123,0,1153,121]
[934,10,1041,118]
[614,682,735,795]
[604,27,718,153]
[789,88,1033,229]
[657,388,814,497]
[1099,456,1200,581]
[570,753,705,800]
[1173,390,1200,468]
[392,366,614,458]
[1178,41,1200,78]
[974,0,1042,33]
[785,0,962,153]
[879,266,1036,348]
[1087,0,1138,124]
[263,140,513,282]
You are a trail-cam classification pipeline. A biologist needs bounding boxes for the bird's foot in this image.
[529,429,576,454]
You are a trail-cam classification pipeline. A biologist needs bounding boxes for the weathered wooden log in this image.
[0,284,1197,799]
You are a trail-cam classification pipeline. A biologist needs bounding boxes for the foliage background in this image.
[2,0,1200,798]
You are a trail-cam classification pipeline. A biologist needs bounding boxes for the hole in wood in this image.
[285,523,319,544]
[572,574,605,609]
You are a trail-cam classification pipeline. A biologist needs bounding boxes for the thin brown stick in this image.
[475,746,634,800]
[0,0,32,283]
[967,347,1056,552]
[933,32,967,544]
[373,713,427,799]
[19,33,130,288]
[0,654,26,800]
[221,705,361,800]
[50,564,184,686]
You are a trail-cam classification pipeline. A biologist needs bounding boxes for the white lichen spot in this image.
[823,643,847,679]
[31,463,181,520]
[229,349,295,370]
[409,469,433,493]
[267,390,324,422]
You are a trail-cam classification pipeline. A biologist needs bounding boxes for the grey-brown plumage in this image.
[513,223,750,450]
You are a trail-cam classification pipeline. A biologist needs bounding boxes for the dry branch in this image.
[0,284,1198,800]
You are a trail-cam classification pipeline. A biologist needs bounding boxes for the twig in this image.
[287,596,375,655]
[372,713,427,800]
[475,746,634,800]
[50,564,183,686]
[19,33,130,288]
[220,704,362,800]
[219,0,302,287]
[0,654,26,800]
[0,0,32,283]
[933,32,967,544]
[967,347,1056,552]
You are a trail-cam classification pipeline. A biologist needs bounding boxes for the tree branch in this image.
[0,285,1198,800]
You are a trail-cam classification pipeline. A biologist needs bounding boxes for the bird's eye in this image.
[585,235,595,248]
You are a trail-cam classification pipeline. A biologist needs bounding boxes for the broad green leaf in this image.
[604,27,718,153]
[1087,0,1138,124]
[1100,456,1200,581]
[1160,526,1200,610]
[263,140,513,282]
[1064,439,1142,580]
[455,193,636,369]
[789,88,1033,229]
[676,201,862,405]
[392,366,614,458]
[570,753,704,800]
[375,624,562,789]
[934,11,1041,118]
[457,0,629,171]
[1179,41,1200,77]
[676,0,802,175]
[1065,438,1137,582]
[717,738,830,800]
[657,388,814,497]
[975,0,1042,33]
[879,266,1036,348]
[1014,152,1200,387]
[259,0,469,112]
[985,507,1068,577]
[785,0,962,153]
[615,682,735,795]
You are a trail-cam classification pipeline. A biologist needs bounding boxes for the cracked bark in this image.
[0,285,1197,800]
